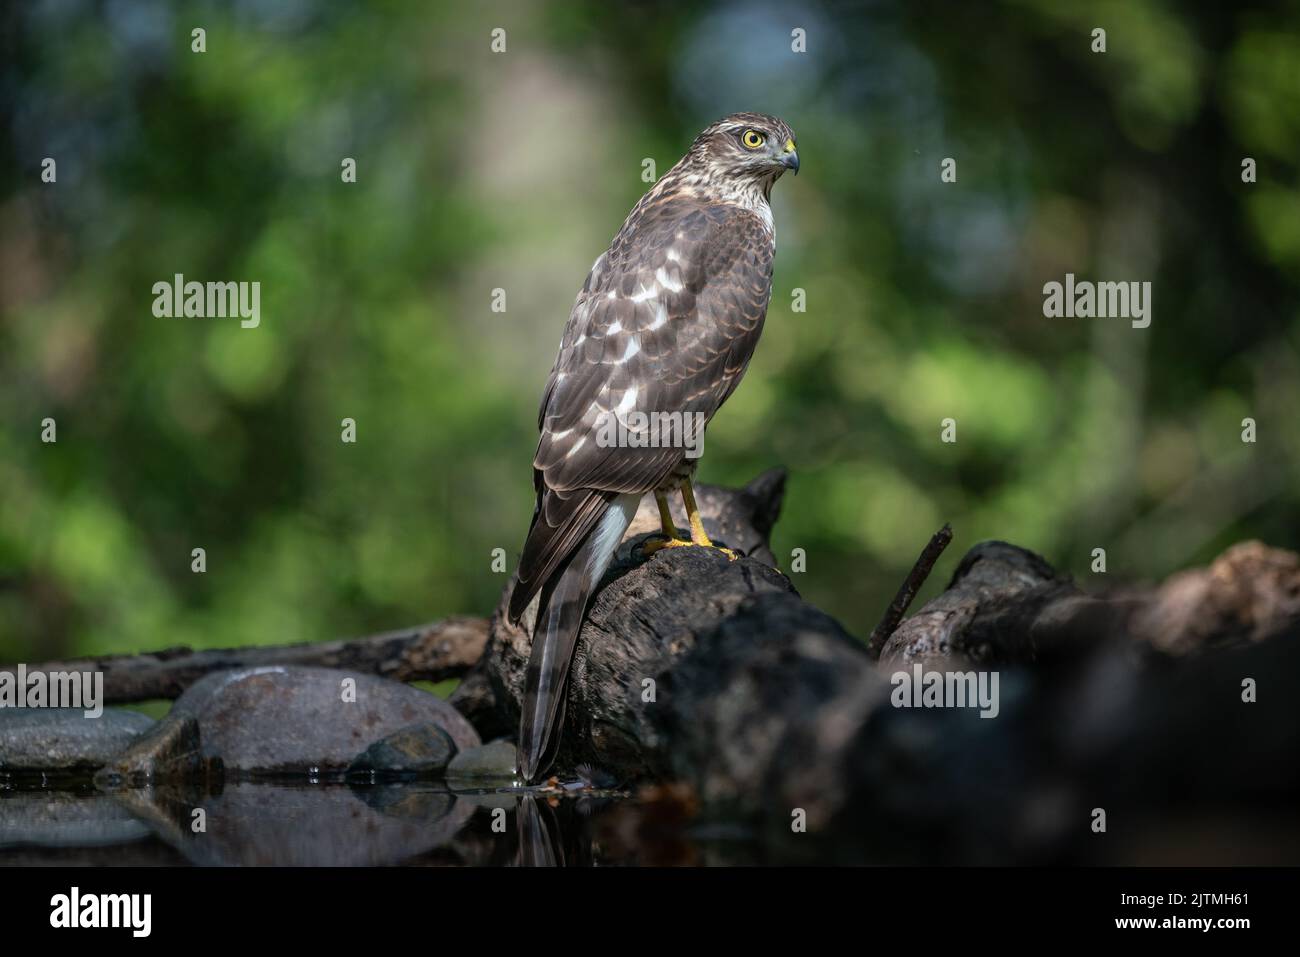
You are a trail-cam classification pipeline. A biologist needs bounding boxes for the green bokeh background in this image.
[2,0,1298,665]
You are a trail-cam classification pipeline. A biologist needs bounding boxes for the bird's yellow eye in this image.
[741,129,765,149]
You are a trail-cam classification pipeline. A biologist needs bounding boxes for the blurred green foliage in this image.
[2,0,1298,664]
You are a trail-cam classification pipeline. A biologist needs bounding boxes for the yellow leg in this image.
[681,479,736,560]
[655,492,679,538]
[639,492,691,555]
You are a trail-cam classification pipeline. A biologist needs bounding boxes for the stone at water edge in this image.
[93,716,212,788]
[348,723,458,778]
[101,665,481,779]
[0,708,155,772]
[446,738,518,782]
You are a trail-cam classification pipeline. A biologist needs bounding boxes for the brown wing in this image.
[509,199,774,622]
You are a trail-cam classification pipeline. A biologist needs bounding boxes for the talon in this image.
[697,541,739,560]
[639,535,737,560]
[639,535,693,556]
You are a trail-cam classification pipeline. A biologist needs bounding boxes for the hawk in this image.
[508,112,799,781]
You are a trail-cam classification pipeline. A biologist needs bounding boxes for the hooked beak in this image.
[781,138,799,175]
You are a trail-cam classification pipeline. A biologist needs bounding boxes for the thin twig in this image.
[868,524,953,658]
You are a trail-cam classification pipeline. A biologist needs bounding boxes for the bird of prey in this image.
[508,112,799,782]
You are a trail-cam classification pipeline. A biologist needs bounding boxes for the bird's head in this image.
[684,112,799,185]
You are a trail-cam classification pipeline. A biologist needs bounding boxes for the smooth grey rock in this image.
[0,708,155,772]
[100,666,480,779]
[348,723,458,778]
[446,738,518,783]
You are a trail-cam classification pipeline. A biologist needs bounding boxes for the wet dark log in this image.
[454,468,894,793]
[879,538,1300,666]
[450,470,796,744]
[877,540,1120,667]
[456,473,1300,862]
[1,617,488,704]
[448,468,791,739]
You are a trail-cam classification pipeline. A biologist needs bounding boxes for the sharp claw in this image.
[638,535,739,561]
[638,535,692,557]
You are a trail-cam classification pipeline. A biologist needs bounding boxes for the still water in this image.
[0,778,768,866]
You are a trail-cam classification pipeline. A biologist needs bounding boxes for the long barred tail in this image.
[517,494,638,782]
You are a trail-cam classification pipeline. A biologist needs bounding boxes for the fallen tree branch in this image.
[867,523,953,657]
[453,472,1300,862]
[1,617,488,704]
